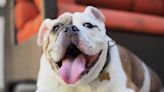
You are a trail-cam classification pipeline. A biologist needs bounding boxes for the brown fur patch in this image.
[118,46,144,89]
[43,36,51,61]
[99,71,110,81]
[127,78,140,92]
[43,36,56,70]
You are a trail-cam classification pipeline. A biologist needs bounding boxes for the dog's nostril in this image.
[72,25,79,32]
[64,30,67,32]
[65,27,69,32]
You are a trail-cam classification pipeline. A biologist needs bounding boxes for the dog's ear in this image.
[58,12,72,23]
[37,19,52,46]
[84,6,105,22]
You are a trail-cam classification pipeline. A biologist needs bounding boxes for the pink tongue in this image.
[58,54,86,84]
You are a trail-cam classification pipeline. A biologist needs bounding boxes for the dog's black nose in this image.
[65,25,79,36]
[71,25,79,32]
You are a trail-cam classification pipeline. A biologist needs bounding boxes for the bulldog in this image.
[36,6,162,92]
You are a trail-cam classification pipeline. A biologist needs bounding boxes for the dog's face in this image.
[37,13,72,62]
[37,6,109,85]
[72,6,107,56]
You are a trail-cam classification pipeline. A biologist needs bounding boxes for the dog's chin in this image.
[53,43,101,84]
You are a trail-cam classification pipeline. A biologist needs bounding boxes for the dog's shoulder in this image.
[117,45,145,90]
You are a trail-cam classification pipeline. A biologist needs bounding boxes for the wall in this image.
[0,0,6,91]
[0,17,5,90]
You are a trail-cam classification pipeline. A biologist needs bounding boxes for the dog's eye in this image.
[52,25,60,32]
[83,23,96,29]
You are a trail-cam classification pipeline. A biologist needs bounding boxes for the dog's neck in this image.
[100,40,116,73]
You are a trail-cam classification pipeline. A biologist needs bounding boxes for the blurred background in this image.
[0,0,164,92]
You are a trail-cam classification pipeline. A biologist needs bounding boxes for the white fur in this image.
[140,63,151,92]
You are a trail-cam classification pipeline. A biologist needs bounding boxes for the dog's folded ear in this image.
[58,12,72,23]
[37,19,52,46]
[84,6,105,22]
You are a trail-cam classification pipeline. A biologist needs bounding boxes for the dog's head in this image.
[37,6,110,85]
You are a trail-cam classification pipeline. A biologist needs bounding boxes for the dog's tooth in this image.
[56,64,59,69]
[80,70,88,77]
[87,62,95,68]
[80,72,85,77]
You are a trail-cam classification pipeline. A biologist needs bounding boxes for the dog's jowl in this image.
[36,6,162,92]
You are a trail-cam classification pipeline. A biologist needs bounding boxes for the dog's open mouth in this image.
[56,43,101,84]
